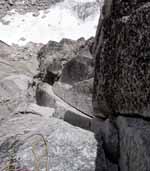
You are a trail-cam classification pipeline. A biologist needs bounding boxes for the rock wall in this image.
[92,0,150,170]
[93,0,150,118]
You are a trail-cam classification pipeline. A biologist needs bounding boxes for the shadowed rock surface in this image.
[60,53,94,84]
[92,118,119,171]
[116,116,150,171]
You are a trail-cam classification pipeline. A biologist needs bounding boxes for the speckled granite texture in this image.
[93,1,150,118]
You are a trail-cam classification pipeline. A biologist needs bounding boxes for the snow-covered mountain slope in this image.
[0,0,103,45]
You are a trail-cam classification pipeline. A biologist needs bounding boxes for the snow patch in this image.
[0,0,101,45]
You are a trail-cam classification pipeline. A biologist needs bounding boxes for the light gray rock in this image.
[54,100,92,130]
[36,82,92,130]
[0,40,13,58]
[53,79,95,117]
[15,103,55,117]
[0,41,42,80]
[0,115,97,171]
[0,74,34,121]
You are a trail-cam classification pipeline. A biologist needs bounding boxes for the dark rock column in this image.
[93,0,150,118]
[92,0,150,171]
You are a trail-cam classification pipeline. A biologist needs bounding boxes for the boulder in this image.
[36,37,95,85]
[53,78,96,117]
[0,74,34,121]
[93,1,150,118]
[60,54,94,84]
[0,115,97,171]
[37,38,86,84]
[36,82,92,130]
[36,82,56,107]
[54,100,92,130]
[37,37,95,120]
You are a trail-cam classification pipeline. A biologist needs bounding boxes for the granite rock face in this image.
[112,0,150,18]
[93,0,150,118]
[93,1,150,170]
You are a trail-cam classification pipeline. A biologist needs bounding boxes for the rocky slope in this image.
[0,36,97,170]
